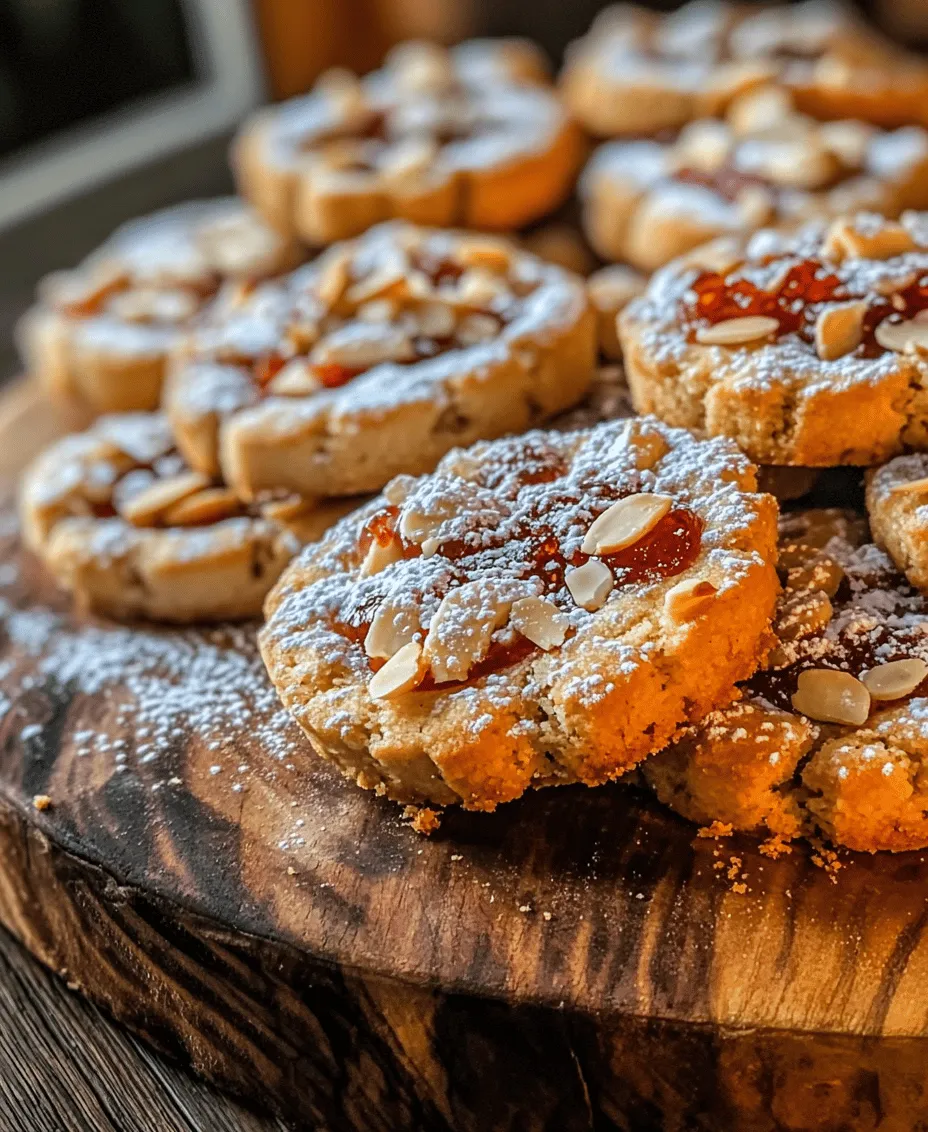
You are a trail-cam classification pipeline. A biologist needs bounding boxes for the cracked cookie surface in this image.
[18,199,303,420]
[259,417,778,809]
[166,221,596,501]
[234,39,582,243]
[644,508,928,852]
[20,413,360,623]
[620,210,928,467]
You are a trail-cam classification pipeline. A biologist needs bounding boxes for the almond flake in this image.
[509,597,568,651]
[889,475,928,496]
[364,602,419,660]
[315,250,351,309]
[874,317,928,354]
[566,560,613,611]
[119,471,211,527]
[360,537,403,578]
[791,668,870,725]
[581,493,673,555]
[695,316,779,346]
[861,659,928,701]
[368,641,424,699]
[822,218,915,263]
[814,301,866,361]
[267,359,322,397]
[664,578,718,623]
[163,487,241,527]
[422,581,520,683]
[456,241,512,272]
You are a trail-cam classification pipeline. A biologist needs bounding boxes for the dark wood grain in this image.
[3,382,928,1130]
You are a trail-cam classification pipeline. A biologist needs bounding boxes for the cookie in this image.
[233,39,583,244]
[644,508,928,852]
[17,199,303,421]
[259,417,779,810]
[866,452,928,592]
[587,266,648,360]
[580,92,928,270]
[166,222,596,500]
[620,210,928,467]
[20,413,361,623]
[561,0,928,139]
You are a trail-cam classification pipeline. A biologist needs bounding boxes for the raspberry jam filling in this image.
[682,257,928,358]
[340,488,703,689]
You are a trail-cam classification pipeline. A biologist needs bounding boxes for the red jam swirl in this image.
[343,495,703,689]
[683,257,928,359]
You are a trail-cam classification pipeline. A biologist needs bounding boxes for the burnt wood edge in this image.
[2,795,928,1131]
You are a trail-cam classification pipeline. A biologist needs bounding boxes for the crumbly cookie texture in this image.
[166,221,596,500]
[561,0,928,138]
[17,199,303,420]
[581,90,928,270]
[621,210,928,467]
[20,413,360,623]
[866,452,928,592]
[644,508,928,853]
[260,417,779,810]
[233,39,582,244]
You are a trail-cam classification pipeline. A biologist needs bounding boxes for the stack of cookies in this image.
[18,11,928,853]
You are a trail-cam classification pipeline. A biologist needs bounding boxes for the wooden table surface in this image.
[0,921,289,1132]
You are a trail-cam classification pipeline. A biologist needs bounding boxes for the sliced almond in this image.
[791,668,871,725]
[456,313,499,346]
[874,317,928,354]
[664,578,718,624]
[814,301,867,361]
[615,418,671,472]
[119,471,211,527]
[822,218,915,263]
[861,658,928,701]
[416,303,456,339]
[368,641,425,699]
[359,536,403,578]
[315,249,352,309]
[364,602,420,660]
[454,269,507,308]
[566,560,614,612]
[267,359,322,397]
[421,581,521,684]
[786,553,845,598]
[581,493,673,556]
[695,316,779,346]
[345,263,406,305]
[163,487,241,527]
[689,236,743,276]
[456,241,512,272]
[889,475,928,496]
[357,298,397,324]
[509,597,568,651]
[311,323,415,368]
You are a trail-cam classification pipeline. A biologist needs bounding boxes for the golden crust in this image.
[259,417,779,810]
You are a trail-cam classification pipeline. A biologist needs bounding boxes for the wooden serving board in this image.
[3,382,928,1132]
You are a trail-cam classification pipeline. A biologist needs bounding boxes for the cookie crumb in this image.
[543,911,553,921]
[402,805,442,835]
[731,881,747,895]
[726,855,742,881]
[759,834,793,859]
[287,866,296,876]
[450,853,463,861]
[698,820,733,840]
[32,794,52,812]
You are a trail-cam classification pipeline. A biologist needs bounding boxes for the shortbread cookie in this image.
[20,414,360,623]
[260,417,779,810]
[644,508,928,852]
[18,199,303,421]
[587,266,647,360]
[166,222,596,500]
[561,0,928,138]
[866,453,928,592]
[621,211,928,467]
[233,39,582,244]
[581,94,928,270]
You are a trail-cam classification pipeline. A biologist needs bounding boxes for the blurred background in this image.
[0,0,924,381]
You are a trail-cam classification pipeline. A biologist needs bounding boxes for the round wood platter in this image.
[3,383,928,1131]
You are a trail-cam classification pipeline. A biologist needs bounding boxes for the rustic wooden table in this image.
[0,921,287,1132]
